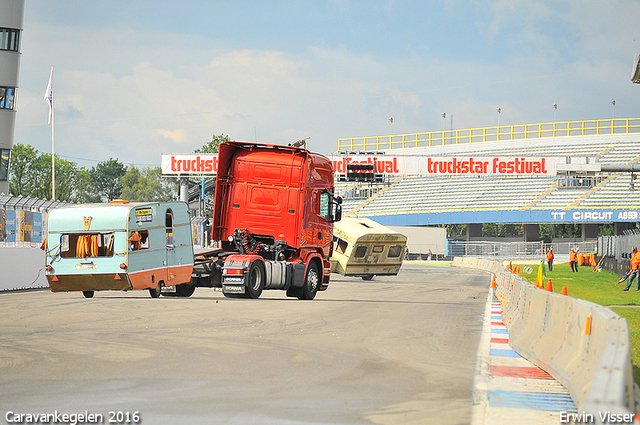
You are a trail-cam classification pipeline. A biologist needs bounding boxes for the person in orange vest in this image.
[623,246,640,291]
[546,248,554,272]
[569,248,578,273]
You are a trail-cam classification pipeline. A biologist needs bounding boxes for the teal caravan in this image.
[44,201,194,298]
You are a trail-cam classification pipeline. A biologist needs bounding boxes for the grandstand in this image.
[333,119,640,237]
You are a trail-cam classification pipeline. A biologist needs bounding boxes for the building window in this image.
[0,149,9,181]
[0,28,21,52]
[0,87,16,110]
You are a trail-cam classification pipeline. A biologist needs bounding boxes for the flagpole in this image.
[45,67,56,200]
[51,68,55,201]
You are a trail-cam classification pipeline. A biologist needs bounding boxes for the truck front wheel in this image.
[245,261,265,299]
[299,262,319,300]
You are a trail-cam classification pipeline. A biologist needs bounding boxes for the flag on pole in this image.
[44,67,53,124]
[616,271,632,286]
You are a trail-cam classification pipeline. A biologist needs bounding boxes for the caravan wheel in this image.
[149,282,162,298]
[176,284,195,297]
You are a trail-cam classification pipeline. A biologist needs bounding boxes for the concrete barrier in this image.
[0,247,48,291]
[454,257,638,422]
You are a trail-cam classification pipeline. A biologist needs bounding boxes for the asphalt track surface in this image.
[0,264,489,425]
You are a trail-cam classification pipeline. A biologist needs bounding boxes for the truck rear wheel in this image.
[82,290,94,298]
[299,262,319,300]
[286,286,301,298]
[245,261,264,299]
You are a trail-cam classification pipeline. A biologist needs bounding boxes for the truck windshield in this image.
[60,233,115,258]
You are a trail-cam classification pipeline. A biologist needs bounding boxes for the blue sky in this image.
[13,0,640,168]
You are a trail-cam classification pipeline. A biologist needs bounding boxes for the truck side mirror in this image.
[332,201,342,223]
[333,204,342,221]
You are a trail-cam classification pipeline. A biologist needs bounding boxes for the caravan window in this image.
[60,233,115,258]
[354,245,367,258]
[128,230,149,251]
[334,237,348,254]
[166,209,174,245]
[387,245,403,258]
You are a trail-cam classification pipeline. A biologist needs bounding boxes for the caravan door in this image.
[165,208,177,285]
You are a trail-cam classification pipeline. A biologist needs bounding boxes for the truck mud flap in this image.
[290,262,306,288]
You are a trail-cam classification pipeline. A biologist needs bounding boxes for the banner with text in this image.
[329,155,573,176]
[161,154,219,175]
[162,153,583,177]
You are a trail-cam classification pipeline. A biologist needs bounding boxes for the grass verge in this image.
[516,261,640,387]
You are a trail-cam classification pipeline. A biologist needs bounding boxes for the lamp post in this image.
[611,100,616,119]
[441,112,446,144]
[552,103,557,122]
[496,107,501,127]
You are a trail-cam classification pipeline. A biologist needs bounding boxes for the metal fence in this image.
[337,118,640,152]
[448,240,597,261]
[598,234,640,261]
[0,194,75,248]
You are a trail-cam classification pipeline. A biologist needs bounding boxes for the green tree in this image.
[194,133,229,154]
[9,143,80,202]
[446,224,466,238]
[121,166,177,202]
[52,157,79,202]
[8,143,42,196]
[73,168,102,203]
[90,159,126,202]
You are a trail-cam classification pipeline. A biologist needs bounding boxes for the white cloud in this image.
[12,2,640,169]
[157,128,187,144]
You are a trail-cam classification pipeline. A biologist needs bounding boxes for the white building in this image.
[0,0,24,195]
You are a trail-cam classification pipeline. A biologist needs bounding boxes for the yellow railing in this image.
[336,118,640,152]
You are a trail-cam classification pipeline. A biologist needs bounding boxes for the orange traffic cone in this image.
[490,275,497,288]
[515,266,520,275]
[561,286,568,296]
[546,279,553,292]
[508,262,512,272]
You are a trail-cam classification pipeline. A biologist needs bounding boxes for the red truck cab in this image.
[212,141,341,299]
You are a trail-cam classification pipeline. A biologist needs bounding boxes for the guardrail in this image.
[453,257,638,421]
[448,240,597,261]
[337,118,640,152]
